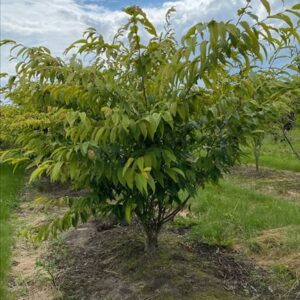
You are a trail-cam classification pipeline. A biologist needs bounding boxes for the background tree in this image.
[1,2,299,252]
[279,73,300,160]
[247,74,299,172]
[252,64,300,168]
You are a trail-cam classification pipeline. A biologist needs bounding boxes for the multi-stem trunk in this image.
[136,194,191,253]
[144,225,159,253]
[135,196,161,253]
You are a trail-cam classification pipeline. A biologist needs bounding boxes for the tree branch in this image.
[282,127,300,160]
[161,195,191,224]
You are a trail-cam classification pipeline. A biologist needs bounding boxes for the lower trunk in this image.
[253,140,261,173]
[136,209,161,253]
[255,152,259,172]
[145,229,159,253]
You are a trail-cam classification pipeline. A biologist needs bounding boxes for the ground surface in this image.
[52,221,278,300]
[4,125,300,299]
[0,165,24,299]
[230,166,300,201]
[7,181,62,300]
[6,164,300,300]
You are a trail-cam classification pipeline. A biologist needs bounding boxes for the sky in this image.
[0,0,299,78]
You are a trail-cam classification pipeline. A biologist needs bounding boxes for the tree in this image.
[251,71,300,171]
[1,2,299,252]
[279,73,300,160]
[246,74,298,172]
[248,51,300,172]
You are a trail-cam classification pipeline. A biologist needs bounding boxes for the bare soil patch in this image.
[8,182,62,300]
[51,220,293,300]
[230,166,300,201]
[242,226,300,283]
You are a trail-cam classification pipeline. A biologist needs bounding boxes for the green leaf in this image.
[252,129,265,134]
[177,104,186,120]
[162,112,173,129]
[117,168,126,186]
[147,175,155,193]
[208,20,219,46]
[200,40,208,72]
[135,173,147,194]
[172,167,186,178]
[110,127,117,143]
[288,65,300,72]
[136,157,144,171]
[123,157,134,176]
[139,16,157,36]
[0,39,16,46]
[94,127,105,143]
[147,113,161,140]
[125,168,134,189]
[261,0,271,15]
[162,149,177,163]
[170,102,177,116]
[286,9,300,19]
[79,112,87,125]
[51,162,64,181]
[291,4,300,10]
[29,164,49,183]
[139,122,148,139]
[247,12,259,22]
[125,204,132,224]
[165,168,178,182]
[154,170,164,187]
[269,13,293,28]
[80,142,89,155]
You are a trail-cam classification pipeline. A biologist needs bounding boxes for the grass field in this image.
[242,127,300,172]
[0,164,24,299]
[175,126,300,247]
[178,181,300,246]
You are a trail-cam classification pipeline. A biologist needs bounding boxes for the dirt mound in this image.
[51,221,287,300]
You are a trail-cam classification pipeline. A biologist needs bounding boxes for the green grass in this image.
[0,164,24,299]
[242,127,300,172]
[174,180,300,246]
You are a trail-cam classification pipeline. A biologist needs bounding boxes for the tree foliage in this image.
[1,1,299,250]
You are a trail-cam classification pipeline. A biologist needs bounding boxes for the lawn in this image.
[180,181,300,246]
[0,164,24,299]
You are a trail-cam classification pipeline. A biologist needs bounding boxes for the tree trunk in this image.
[255,148,259,172]
[145,228,159,253]
[253,139,261,173]
[135,203,161,254]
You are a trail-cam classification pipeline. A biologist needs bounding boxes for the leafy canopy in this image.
[1,1,299,246]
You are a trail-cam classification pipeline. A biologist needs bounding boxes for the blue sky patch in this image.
[77,0,165,10]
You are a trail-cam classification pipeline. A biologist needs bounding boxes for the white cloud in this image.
[1,0,126,76]
[1,0,299,78]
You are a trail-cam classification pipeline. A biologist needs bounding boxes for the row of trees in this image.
[0,1,299,252]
